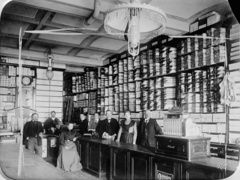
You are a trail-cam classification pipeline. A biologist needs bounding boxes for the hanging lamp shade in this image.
[104,0,167,56]
[46,49,54,81]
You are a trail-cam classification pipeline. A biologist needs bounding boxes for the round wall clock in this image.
[22,76,32,86]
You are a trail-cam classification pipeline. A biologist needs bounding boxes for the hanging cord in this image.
[49,80,51,115]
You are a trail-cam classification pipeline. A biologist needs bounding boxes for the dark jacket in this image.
[23,120,43,144]
[137,118,163,148]
[79,119,88,135]
[44,117,60,134]
[99,118,119,138]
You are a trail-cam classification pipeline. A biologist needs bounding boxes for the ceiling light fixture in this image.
[104,0,167,56]
[46,49,54,81]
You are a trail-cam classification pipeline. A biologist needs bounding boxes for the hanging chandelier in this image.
[104,0,167,56]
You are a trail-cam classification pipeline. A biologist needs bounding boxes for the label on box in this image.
[190,21,199,32]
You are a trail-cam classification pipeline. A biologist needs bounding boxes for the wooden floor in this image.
[0,143,100,180]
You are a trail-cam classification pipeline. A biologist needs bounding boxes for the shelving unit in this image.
[61,16,240,160]
[0,56,37,131]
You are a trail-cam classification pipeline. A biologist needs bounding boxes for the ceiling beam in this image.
[23,11,53,49]
[67,48,83,56]
[0,46,104,67]
[1,12,122,41]
[0,33,119,54]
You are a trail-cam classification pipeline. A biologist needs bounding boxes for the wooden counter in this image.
[76,137,239,180]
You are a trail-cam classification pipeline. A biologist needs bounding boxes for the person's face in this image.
[68,123,73,130]
[106,111,112,119]
[125,112,131,119]
[80,114,85,120]
[51,112,56,118]
[94,113,99,121]
[145,110,151,119]
[32,114,39,121]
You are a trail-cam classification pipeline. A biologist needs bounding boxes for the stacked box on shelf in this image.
[162,76,176,110]
[166,47,177,73]
[160,47,167,75]
[128,56,135,112]
[134,55,141,112]
[155,77,162,110]
[155,48,161,76]
[141,52,148,78]
[100,67,106,114]
[89,91,97,115]
[141,79,149,110]
[149,79,155,110]
[228,23,240,145]
[0,64,17,113]
[16,67,35,76]
[118,59,124,112]
[148,50,154,77]
[72,76,76,93]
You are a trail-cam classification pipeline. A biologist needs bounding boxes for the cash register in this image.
[155,106,211,161]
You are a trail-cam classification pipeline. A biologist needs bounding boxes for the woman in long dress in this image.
[116,110,137,144]
[57,123,82,171]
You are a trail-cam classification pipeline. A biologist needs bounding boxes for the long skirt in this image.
[120,132,134,144]
[57,141,82,172]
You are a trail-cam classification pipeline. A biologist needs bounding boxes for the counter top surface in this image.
[77,137,239,173]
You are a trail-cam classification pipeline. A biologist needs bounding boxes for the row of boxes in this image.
[189,11,222,32]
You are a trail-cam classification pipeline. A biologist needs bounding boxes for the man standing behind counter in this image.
[138,109,163,149]
[99,110,119,140]
[23,113,44,156]
[44,111,60,134]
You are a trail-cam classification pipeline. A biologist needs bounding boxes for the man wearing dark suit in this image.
[23,113,44,156]
[78,113,88,135]
[44,111,61,134]
[99,110,119,140]
[138,109,163,149]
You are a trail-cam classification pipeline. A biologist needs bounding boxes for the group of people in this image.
[23,109,163,172]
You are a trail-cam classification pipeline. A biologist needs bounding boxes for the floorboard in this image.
[0,143,100,180]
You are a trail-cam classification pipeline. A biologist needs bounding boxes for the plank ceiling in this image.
[0,0,234,72]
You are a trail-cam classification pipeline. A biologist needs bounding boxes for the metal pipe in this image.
[84,0,101,25]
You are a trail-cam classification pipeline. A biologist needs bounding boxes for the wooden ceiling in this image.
[0,0,233,72]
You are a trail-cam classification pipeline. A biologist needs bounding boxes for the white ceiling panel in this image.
[163,28,184,36]
[4,2,38,18]
[0,20,29,35]
[51,13,103,30]
[90,37,127,51]
[77,49,109,59]
[29,43,48,52]
[51,46,72,55]
[0,37,18,48]
[39,27,89,45]
[14,0,93,17]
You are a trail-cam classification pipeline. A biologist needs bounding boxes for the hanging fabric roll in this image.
[219,71,237,106]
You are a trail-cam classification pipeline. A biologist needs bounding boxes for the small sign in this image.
[152,41,158,46]
[103,59,110,65]
[140,46,147,51]
[111,58,117,62]
[50,137,56,147]
[162,39,167,44]
[42,138,47,158]
[121,54,126,58]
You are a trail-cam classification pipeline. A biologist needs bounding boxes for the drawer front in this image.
[156,137,188,159]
